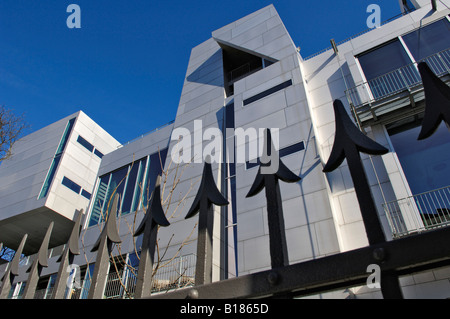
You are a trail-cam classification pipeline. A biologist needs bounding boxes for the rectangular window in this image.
[357,39,418,99]
[357,40,412,81]
[402,18,450,61]
[89,175,110,227]
[77,135,94,152]
[81,189,92,200]
[94,149,104,159]
[245,141,305,170]
[38,118,76,199]
[243,80,292,106]
[142,149,168,208]
[62,176,81,194]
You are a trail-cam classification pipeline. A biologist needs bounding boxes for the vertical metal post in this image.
[185,159,228,286]
[246,129,300,269]
[323,99,403,298]
[52,210,83,299]
[133,175,170,299]
[23,222,54,299]
[88,194,122,299]
[0,234,27,299]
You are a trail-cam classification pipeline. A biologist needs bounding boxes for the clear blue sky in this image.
[0,1,400,144]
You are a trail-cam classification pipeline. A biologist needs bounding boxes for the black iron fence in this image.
[1,61,450,300]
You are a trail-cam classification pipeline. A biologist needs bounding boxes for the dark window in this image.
[77,135,94,152]
[387,117,450,195]
[62,176,81,194]
[94,149,104,158]
[81,189,92,200]
[245,141,305,169]
[39,118,76,199]
[402,18,450,61]
[243,80,292,106]
[357,40,412,81]
[121,161,140,215]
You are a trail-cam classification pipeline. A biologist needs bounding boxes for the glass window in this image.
[142,149,168,208]
[77,135,94,152]
[103,166,128,216]
[402,18,450,61]
[56,118,76,155]
[62,176,81,194]
[94,149,104,158]
[357,39,412,81]
[89,174,110,227]
[131,157,147,213]
[388,118,450,195]
[87,150,167,227]
[38,118,76,199]
[121,161,140,216]
[81,189,91,200]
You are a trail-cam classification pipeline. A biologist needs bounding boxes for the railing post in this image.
[0,234,27,299]
[22,222,54,299]
[87,194,122,299]
[52,209,83,299]
[246,129,300,269]
[323,99,403,298]
[133,175,170,299]
[185,157,229,286]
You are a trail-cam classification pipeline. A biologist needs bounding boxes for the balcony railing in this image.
[383,186,450,238]
[346,48,450,121]
[68,254,196,299]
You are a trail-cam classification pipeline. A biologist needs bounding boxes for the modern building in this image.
[0,0,449,299]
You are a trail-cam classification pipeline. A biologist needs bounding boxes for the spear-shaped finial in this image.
[0,234,27,299]
[246,128,300,268]
[23,222,54,299]
[52,209,84,299]
[185,157,228,285]
[324,99,403,299]
[417,62,450,140]
[88,193,122,299]
[324,100,388,244]
[133,175,170,298]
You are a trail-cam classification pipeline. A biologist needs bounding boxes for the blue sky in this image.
[0,1,400,144]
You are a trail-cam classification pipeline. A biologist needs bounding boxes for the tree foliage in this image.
[0,105,27,162]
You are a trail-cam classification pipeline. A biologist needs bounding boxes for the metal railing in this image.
[383,185,450,238]
[346,48,450,113]
[303,11,410,61]
[228,63,262,84]
[100,254,196,299]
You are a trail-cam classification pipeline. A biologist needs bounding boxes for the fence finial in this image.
[23,222,54,299]
[246,128,300,268]
[185,157,228,285]
[52,209,84,299]
[417,62,450,140]
[0,234,27,299]
[323,99,403,299]
[88,193,122,299]
[134,175,170,298]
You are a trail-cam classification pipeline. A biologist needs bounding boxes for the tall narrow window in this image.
[87,150,168,227]
[142,149,168,209]
[38,118,76,199]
